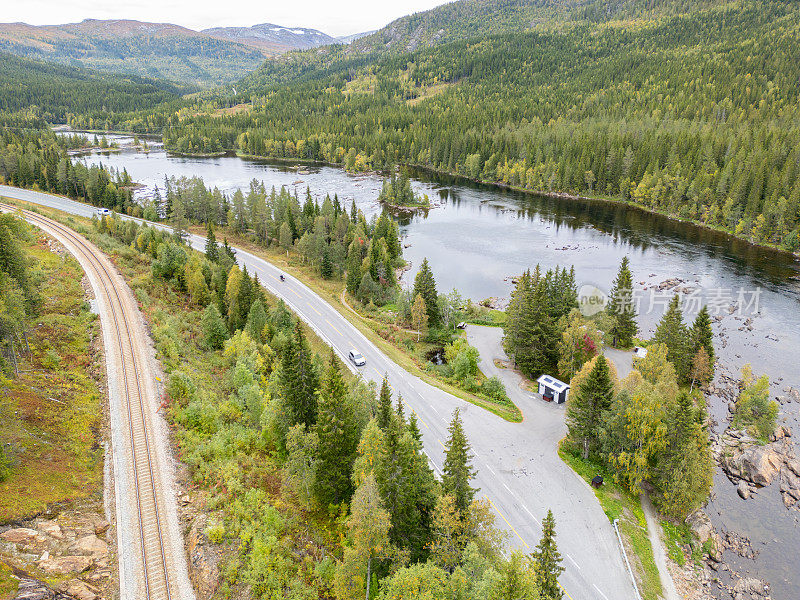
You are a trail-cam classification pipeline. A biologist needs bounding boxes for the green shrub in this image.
[167,370,197,406]
[481,376,508,403]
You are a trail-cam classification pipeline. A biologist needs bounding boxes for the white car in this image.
[348,350,366,367]
[97,207,110,216]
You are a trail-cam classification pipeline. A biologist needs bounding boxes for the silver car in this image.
[348,350,366,367]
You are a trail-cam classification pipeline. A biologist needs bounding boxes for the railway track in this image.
[1,205,175,600]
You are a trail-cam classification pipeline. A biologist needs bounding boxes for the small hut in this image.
[536,375,570,404]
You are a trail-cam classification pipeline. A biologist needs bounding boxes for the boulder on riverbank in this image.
[715,426,799,510]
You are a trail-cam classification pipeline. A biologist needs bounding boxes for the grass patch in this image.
[0,561,18,599]
[558,443,663,600]
[0,231,103,522]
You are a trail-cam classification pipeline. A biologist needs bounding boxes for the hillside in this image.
[202,23,335,53]
[164,0,800,251]
[0,52,183,125]
[0,19,265,87]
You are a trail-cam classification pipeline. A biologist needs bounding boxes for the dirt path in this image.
[641,490,680,600]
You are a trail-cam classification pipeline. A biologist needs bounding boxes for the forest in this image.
[0,127,135,211]
[160,0,800,251]
[89,213,567,599]
[0,52,186,125]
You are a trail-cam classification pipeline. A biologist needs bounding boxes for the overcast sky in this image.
[3,0,452,37]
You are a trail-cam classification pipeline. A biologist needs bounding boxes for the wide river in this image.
[81,137,800,597]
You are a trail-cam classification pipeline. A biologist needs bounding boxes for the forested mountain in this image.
[0,19,265,87]
[0,53,184,125]
[163,0,800,251]
[202,23,335,53]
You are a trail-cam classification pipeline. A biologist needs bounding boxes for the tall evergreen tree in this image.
[278,323,320,428]
[504,267,555,377]
[377,378,394,430]
[170,195,189,243]
[654,392,713,519]
[346,241,362,295]
[320,246,334,278]
[607,256,638,347]
[413,257,440,327]
[532,509,564,600]
[691,305,715,368]
[204,221,219,262]
[314,353,359,506]
[566,355,616,458]
[442,408,477,515]
[653,294,691,381]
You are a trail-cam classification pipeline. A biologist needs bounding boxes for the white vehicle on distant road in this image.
[348,349,366,367]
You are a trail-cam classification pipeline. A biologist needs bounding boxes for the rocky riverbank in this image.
[0,502,115,600]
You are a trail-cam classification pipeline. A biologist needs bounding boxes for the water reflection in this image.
[74,137,800,599]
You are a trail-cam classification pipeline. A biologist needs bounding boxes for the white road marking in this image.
[486,464,496,476]
[593,584,609,600]
[566,552,581,569]
[521,504,541,526]
[502,482,512,493]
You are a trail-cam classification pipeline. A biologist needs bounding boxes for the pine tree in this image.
[413,257,440,327]
[314,353,359,506]
[566,355,616,458]
[607,256,638,347]
[532,509,564,600]
[653,294,691,381]
[278,323,320,428]
[442,408,477,515]
[205,222,219,262]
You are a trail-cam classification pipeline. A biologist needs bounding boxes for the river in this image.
[78,137,800,598]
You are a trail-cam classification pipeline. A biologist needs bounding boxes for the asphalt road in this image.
[1,185,639,600]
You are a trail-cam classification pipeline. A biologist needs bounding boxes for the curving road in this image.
[0,185,638,600]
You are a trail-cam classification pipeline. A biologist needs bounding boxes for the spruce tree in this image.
[376,406,437,560]
[408,412,423,444]
[346,242,362,295]
[314,353,359,506]
[655,392,713,519]
[202,304,228,350]
[653,294,691,381]
[413,257,440,327]
[377,378,394,430]
[691,305,715,367]
[205,222,219,262]
[607,256,638,347]
[504,268,553,378]
[566,355,616,458]
[442,408,477,515]
[278,323,320,428]
[244,299,267,343]
[170,196,189,243]
[320,246,334,278]
[532,509,564,600]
